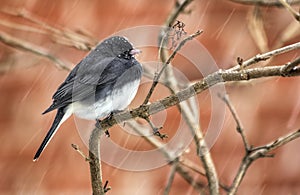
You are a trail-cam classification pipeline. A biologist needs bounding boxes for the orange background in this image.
[0,0,300,194]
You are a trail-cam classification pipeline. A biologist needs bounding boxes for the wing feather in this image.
[43,57,140,114]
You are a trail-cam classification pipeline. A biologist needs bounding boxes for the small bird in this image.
[33,36,143,161]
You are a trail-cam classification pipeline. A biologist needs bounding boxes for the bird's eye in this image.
[117,50,131,59]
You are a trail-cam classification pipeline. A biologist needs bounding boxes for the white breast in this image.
[69,79,140,120]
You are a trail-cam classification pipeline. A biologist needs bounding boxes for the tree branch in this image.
[89,126,105,195]
[93,53,300,194]
[1,8,97,50]
[0,31,71,71]
[230,41,300,71]
[228,0,300,6]
[124,118,206,193]
[228,129,300,195]
[153,0,220,193]
[278,0,300,21]
[98,60,300,133]
[219,94,250,151]
[142,29,202,104]
[164,160,178,195]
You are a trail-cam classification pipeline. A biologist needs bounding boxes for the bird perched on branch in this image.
[33,36,143,161]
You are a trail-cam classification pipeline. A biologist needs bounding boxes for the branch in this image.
[143,30,203,105]
[1,8,97,51]
[175,165,206,192]
[125,120,206,193]
[228,129,300,195]
[96,47,299,194]
[278,0,300,21]
[219,94,250,151]
[230,41,300,71]
[156,1,220,193]
[71,144,90,161]
[98,60,300,136]
[228,0,300,6]
[281,56,300,73]
[164,0,194,28]
[164,160,178,195]
[89,126,106,195]
[0,31,71,71]
[247,6,269,53]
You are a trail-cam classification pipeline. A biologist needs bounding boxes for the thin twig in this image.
[228,0,300,6]
[143,0,194,105]
[125,121,173,160]
[219,94,250,151]
[247,6,269,53]
[1,8,97,50]
[228,129,300,195]
[230,41,300,71]
[151,2,219,193]
[164,0,194,30]
[278,0,300,21]
[175,165,206,193]
[164,160,178,195]
[252,129,300,151]
[71,144,90,161]
[273,20,300,49]
[125,120,205,193]
[156,1,219,192]
[142,116,168,139]
[142,30,203,105]
[0,31,71,71]
[281,56,300,73]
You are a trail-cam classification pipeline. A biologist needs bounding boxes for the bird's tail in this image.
[33,107,71,161]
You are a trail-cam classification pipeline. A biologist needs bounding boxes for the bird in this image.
[33,36,143,161]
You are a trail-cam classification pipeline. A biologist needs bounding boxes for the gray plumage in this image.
[34,36,142,161]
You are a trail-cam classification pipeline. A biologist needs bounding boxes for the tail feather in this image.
[33,107,71,161]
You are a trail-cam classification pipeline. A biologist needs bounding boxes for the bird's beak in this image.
[129,48,142,56]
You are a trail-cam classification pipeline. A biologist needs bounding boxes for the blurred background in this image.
[0,0,300,194]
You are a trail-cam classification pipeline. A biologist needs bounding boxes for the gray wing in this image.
[43,56,139,114]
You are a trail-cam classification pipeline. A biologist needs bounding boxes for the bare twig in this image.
[143,0,195,104]
[151,1,219,193]
[273,20,300,49]
[1,8,97,50]
[98,64,300,135]
[175,165,206,193]
[281,56,300,73]
[0,31,71,71]
[125,120,205,193]
[278,0,300,21]
[142,116,168,139]
[0,19,48,34]
[164,160,178,195]
[219,94,250,151]
[228,0,300,6]
[71,144,90,161]
[89,127,105,195]
[228,129,300,195]
[142,30,203,105]
[164,0,194,29]
[230,41,300,71]
[103,181,111,193]
[247,7,269,52]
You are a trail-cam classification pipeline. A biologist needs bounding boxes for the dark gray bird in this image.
[33,36,142,161]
